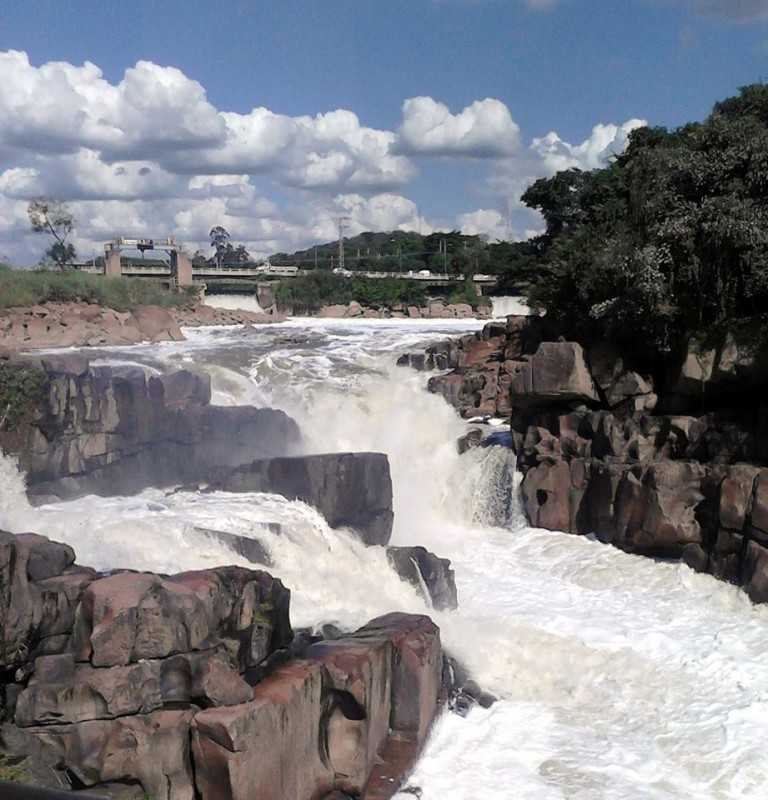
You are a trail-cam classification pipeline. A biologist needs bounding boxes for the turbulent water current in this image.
[2,311,768,799]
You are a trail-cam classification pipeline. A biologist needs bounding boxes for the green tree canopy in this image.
[522,84,768,365]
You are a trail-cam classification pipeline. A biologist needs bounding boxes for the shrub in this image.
[0,269,198,312]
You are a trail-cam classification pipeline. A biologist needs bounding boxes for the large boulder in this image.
[509,341,600,408]
[215,452,394,546]
[191,613,442,800]
[10,360,302,499]
[25,710,197,800]
[72,567,292,670]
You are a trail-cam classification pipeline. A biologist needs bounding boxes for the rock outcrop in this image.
[170,304,285,327]
[214,452,395,546]
[0,303,186,349]
[314,300,491,320]
[386,546,458,611]
[0,530,446,800]
[403,315,768,601]
[398,315,558,419]
[0,356,302,499]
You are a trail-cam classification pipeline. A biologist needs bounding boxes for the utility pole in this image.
[338,216,351,271]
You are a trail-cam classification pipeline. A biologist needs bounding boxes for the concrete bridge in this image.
[78,238,498,295]
[78,260,497,289]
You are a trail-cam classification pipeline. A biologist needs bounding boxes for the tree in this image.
[209,226,230,268]
[519,83,768,369]
[221,243,251,265]
[28,197,77,269]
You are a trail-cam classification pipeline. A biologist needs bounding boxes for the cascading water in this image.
[2,314,768,799]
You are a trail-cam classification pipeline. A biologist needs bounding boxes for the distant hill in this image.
[268,230,532,290]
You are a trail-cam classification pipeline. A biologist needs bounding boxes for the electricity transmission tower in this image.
[338,216,351,271]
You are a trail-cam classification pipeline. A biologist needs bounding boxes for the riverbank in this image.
[0,297,497,351]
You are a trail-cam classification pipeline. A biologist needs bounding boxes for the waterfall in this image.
[2,318,768,799]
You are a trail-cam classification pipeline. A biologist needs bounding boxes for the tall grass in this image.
[0,268,198,312]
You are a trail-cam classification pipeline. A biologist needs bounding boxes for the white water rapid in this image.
[2,315,768,799]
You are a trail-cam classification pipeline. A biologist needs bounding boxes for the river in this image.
[2,312,768,799]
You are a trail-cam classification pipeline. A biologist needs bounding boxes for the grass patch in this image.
[0,268,198,313]
[0,754,31,784]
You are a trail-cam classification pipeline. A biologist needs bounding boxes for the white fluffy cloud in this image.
[0,51,225,160]
[395,97,521,158]
[0,50,642,263]
[530,119,646,173]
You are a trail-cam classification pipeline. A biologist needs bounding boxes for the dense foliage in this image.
[0,363,46,431]
[0,268,198,312]
[274,271,429,313]
[270,230,524,285]
[521,84,768,363]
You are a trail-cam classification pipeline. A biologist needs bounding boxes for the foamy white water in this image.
[491,294,531,317]
[204,293,266,314]
[2,313,768,799]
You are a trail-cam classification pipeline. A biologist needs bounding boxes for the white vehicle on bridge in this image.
[255,263,299,276]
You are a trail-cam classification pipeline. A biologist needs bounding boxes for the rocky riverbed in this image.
[0,350,463,799]
[400,314,768,603]
[0,298,491,352]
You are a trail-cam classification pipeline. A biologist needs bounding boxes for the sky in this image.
[1,0,768,265]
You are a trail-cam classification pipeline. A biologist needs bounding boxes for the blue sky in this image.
[1,0,768,264]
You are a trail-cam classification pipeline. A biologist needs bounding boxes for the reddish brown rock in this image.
[14,655,163,727]
[192,660,330,800]
[520,460,575,533]
[509,341,600,407]
[37,710,196,800]
[131,304,184,342]
[73,567,291,670]
[719,464,761,531]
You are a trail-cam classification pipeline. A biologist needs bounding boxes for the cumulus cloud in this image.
[0,151,183,202]
[0,52,414,194]
[0,49,643,263]
[530,119,646,173]
[394,97,521,158]
[456,209,506,240]
[0,51,225,159]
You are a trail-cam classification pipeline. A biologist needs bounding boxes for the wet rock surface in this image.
[386,546,458,611]
[0,357,302,500]
[0,530,446,800]
[402,315,768,599]
[214,452,395,546]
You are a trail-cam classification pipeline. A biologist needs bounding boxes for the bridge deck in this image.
[75,264,497,284]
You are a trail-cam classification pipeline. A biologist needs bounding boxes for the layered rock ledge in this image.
[0,354,302,499]
[0,530,446,799]
[0,302,285,352]
[402,315,768,602]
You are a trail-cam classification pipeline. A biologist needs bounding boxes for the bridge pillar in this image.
[256,281,276,312]
[170,251,193,286]
[105,248,122,277]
